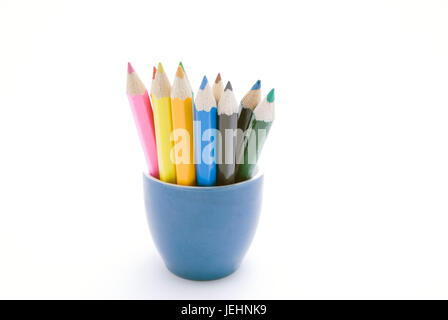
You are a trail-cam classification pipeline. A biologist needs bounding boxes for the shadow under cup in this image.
[143,171,264,281]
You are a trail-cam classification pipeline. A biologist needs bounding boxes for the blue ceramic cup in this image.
[143,172,264,281]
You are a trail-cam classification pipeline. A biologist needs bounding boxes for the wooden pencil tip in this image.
[215,73,221,83]
[152,66,157,80]
[251,80,261,90]
[176,65,184,78]
[127,62,135,74]
[179,61,185,71]
[224,81,232,91]
[157,62,164,73]
[200,76,208,90]
[267,88,275,103]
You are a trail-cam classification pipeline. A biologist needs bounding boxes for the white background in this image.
[1,0,448,299]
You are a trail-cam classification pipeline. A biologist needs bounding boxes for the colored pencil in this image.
[151,63,176,183]
[212,73,224,104]
[126,62,159,178]
[194,76,217,186]
[179,61,193,96]
[217,81,238,185]
[236,88,275,181]
[171,65,196,186]
[235,80,261,167]
[179,62,198,170]
[152,65,157,80]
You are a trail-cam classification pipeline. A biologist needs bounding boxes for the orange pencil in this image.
[171,64,196,185]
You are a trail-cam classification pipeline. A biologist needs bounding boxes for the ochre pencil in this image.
[213,73,224,104]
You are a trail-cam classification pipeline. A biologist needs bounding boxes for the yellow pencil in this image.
[171,65,196,185]
[151,63,176,183]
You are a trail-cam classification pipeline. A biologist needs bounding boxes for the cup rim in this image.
[143,169,263,190]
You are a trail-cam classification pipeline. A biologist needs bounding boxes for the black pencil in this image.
[217,81,238,185]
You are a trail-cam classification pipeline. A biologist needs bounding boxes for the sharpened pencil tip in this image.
[157,62,164,73]
[267,88,275,103]
[176,65,184,78]
[215,73,221,83]
[127,62,135,74]
[224,81,232,91]
[200,76,208,90]
[179,61,185,71]
[152,66,157,80]
[251,80,261,90]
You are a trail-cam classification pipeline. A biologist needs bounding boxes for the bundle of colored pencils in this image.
[126,62,275,186]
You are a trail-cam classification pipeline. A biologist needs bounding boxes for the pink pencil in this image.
[126,62,159,178]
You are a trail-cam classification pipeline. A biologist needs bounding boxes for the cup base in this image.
[165,263,239,281]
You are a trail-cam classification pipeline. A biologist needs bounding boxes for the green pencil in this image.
[236,88,275,181]
[235,80,261,168]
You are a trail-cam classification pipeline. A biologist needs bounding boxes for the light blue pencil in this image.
[194,76,217,186]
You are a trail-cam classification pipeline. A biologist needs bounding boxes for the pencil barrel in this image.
[236,120,272,181]
[153,96,177,183]
[127,92,159,178]
[171,97,196,186]
[194,107,217,186]
[217,113,237,185]
[237,107,254,133]
[235,107,254,167]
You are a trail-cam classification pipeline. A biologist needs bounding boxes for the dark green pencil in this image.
[235,80,261,168]
[236,89,275,181]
